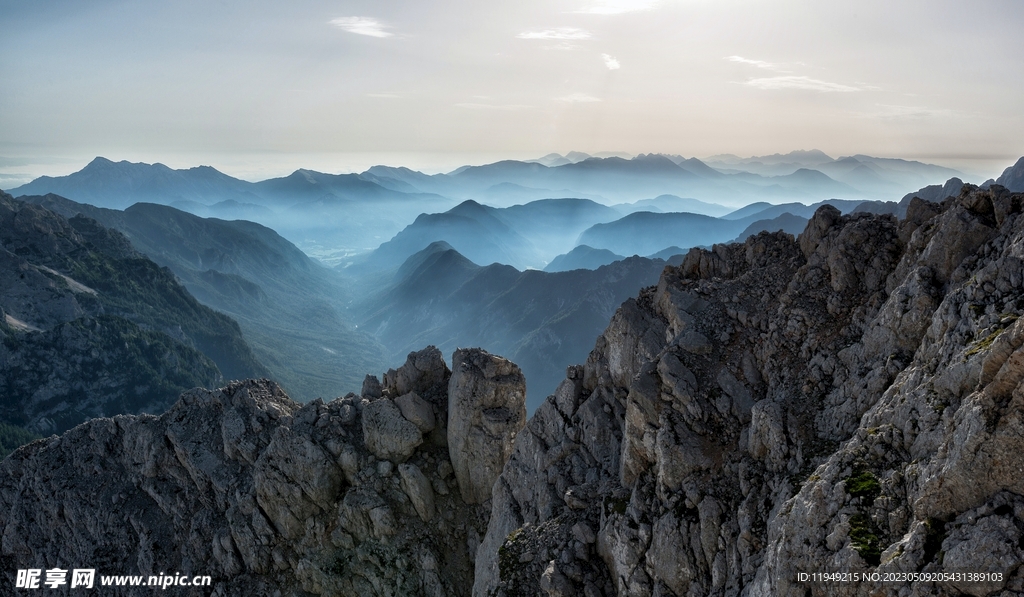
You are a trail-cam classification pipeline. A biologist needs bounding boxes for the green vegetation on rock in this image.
[0,421,41,460]
[848,513,882,567]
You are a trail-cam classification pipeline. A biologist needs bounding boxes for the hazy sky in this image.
[2,0,1023,181]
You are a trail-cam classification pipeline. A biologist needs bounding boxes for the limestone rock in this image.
[395,391,436,433]
[362,374,383,398]
[361,398,423,463]
[399,462,436,522]
[477,187,1024,597]
[383,346,450,397]
[447,348,527,504]
[7,186,1024,597]
[0,375,493,596]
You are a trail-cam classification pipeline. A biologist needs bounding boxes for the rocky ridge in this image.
[0,346,526,596]
[4,186,1024,596]
[476,184,1024,597]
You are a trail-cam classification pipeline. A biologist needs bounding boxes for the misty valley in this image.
[2,150,985,421]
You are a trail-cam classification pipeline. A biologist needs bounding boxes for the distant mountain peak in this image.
[780,149,833,161]
[424,240,456,252]
[996,156,1024,192]
[564,151,592,162]
[632,153,677,164]
[84,156,116,168]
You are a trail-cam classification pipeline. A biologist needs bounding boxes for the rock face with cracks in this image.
[448,348,528,505]
[5,186,1024,597]
[0,346,525,596]
[475,185,1024,597]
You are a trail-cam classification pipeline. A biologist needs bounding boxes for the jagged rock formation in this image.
[0,346,526,597]
[476,185,1024,596]
[5,186,1024,597]
[448,348,527,504]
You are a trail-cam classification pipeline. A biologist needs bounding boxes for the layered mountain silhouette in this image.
[7,158,456,256]
[576,198,894,257]
[703,150,963,196]
[611,194,731,217]
[357,241,679,409]
[8,157,263,210]
[544,245,625,272]
[5,152,975,266]
[24,194,388,400]
[349,198,622,272]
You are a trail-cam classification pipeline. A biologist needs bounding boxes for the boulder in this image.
[361,398,423,463]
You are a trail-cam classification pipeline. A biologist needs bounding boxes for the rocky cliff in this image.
[0,347,525,597]
[4,186,1024,596]
[475,184,1024,597]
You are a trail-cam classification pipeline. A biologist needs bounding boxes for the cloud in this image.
[744,76,862,93]
[517,27,592,40]
[544,42,583,51]
[602,54,621,70]
[869,104,954,119]
[329,17,392,38]
[575,0,660,14]
[455,103,532,110]
[726,56,777,70]
[556,93,602,102]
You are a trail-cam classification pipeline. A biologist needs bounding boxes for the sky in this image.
[2,0,1023,183]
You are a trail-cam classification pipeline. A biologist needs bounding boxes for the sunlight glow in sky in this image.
[1,0,1022,181]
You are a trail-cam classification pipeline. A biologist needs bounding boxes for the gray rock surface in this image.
[362,397,423,462]
[476,185,1024,597]
[447,348,528,505]
[396,391,437,433]
[0,347,493,597]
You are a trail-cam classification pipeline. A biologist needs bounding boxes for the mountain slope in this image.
[359,245,671,408]
[357,200,540,272]
[25,194,388,400]
[544,245,624,272]
[898,177,966,216]
[476,185,1024,596]
[350,197,620,272]
[0,191,264,433]
[366,153,877,205]
[7,157,263,210]
[578,199,891,257]
[6,158,457,256]
[995,156,1024,191]
[577,211,747,255]
[730,212,809,242]
[8,187,1024,597]
[613,194,731,217]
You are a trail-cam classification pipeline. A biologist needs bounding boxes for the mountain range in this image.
[356,241,680,408]
[4,150,973,263]
[3,153,1015,423]
[22,194,389,401]
[0,191,265,434]
[348,198,622,272]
